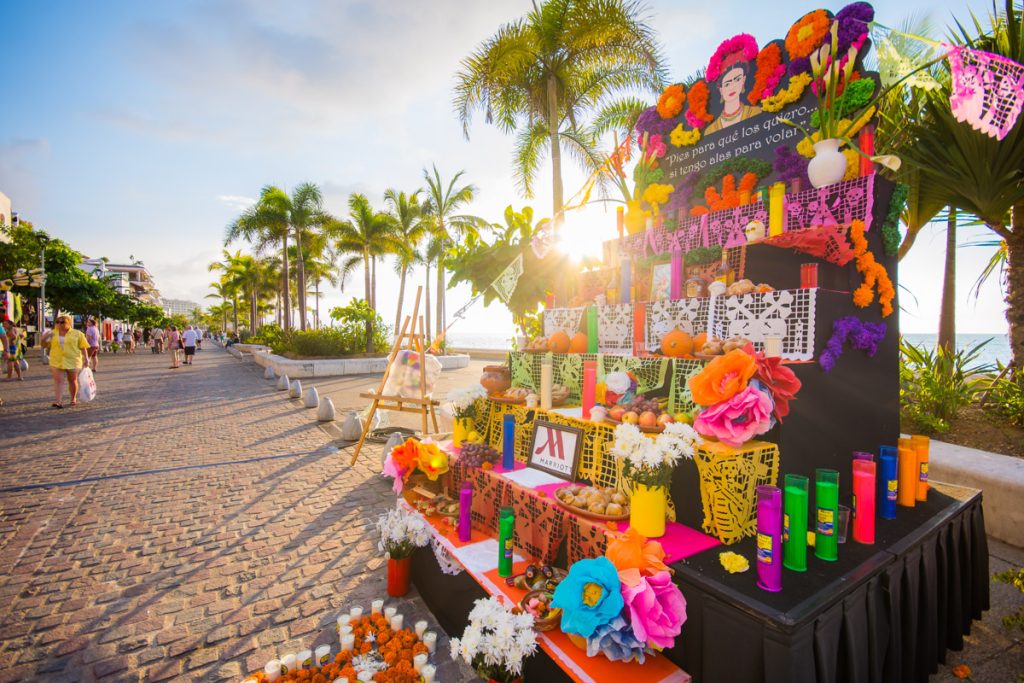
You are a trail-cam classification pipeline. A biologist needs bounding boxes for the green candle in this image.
[783,474,808,572]
[814,469,839,562]
[498,506,515,577]
[586,306,599,354]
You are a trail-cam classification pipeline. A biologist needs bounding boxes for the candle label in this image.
[281,664,288,675]
[319,653,330,666]
[504,538,513,559]
[817,508,834,536]
[852,494,857,516]
[887,479,898,501]
[782,514,789,542]
[756,533,773,564]
[919,462,929,482]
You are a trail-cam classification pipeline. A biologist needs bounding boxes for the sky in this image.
[0,0,1008,344]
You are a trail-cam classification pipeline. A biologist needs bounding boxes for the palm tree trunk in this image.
[425,261,432,344]
[371,255,377,312]
[232,297,239,333]
[295,229,307,331]
[364,249,372,353]
[547,75,564,229]
[395,265,408,336]
[251,286,258,333]
[315,278,320,329]
[281,234,291,330]
[436,247,445,338]
[1006,205,1024,372]
[938,208,957,351]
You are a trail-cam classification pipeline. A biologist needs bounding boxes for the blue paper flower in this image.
[586,616,651,663]
[551,557,624,638]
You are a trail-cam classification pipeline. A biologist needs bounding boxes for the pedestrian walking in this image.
[132,328,141,354]
[182,325,198,365]
[195,328,202,352]
[3,319,24,381]
[85,319,101,372]
[167,325,181,369]
[113,328,123,353]
[152,326,164,353]
[41,315,89,408]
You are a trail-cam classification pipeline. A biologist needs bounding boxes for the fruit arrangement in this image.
[506,563,566,592]
[519,591,561,631]
[554,485,629,518]
[415,493,459,520]
[698,335,753,356]
[524,332,588,354]
[605,396,686,431]
[524,337,550,352]
[725,279,774,296]
[493,387,531,402]
[459,442,500,469]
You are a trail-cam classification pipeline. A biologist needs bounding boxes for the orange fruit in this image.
[660,328,694,358]
[568,332,589,353]
[548,331,571,354]
[693,332,707,350]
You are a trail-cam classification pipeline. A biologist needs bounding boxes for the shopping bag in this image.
[18,358,28,371]
[77,367,97,402]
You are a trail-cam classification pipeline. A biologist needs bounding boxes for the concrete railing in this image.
[930,439,1024,548]
[248,349,470,378]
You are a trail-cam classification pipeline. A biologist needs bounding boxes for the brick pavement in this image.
[0,347,476,682]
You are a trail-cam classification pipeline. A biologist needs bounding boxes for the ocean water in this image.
[454,330,1013,367]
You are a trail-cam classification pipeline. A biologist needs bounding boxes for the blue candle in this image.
[502,413,515,470]
[878,446,898,520]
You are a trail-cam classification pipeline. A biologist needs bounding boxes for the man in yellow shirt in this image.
[41,315,89,408]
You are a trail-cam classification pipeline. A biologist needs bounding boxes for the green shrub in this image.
[248,324,286,352]
[993,567,1024,633]
[899,339,994,432]
[246,303,390,357]
[983,364,1024,427]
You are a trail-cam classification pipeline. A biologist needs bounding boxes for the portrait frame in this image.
[526,420,584,481]
[649,261,673,302]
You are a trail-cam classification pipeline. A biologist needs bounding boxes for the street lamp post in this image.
[36,235,49,347]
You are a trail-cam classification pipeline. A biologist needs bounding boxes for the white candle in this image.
[264,660,281,682]
[315,644,331,666]
[540,360,553,411]
[341,633,355,651]
[371,599,384,615]
[389,614,404,631]
[337,614,350,629]
[414,620,428,638]
[298,649,313,669]
[384,606,397,620]
[280,653,297,673]
[413,653,428,672]
[349,606,363,619]
[420,663,436,683]
[423,631,437,654]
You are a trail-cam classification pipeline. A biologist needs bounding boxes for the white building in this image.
[162,298,202,318]
[0,191,12,244]
[79,258,162,306]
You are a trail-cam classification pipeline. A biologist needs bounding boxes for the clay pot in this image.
[480,365,511,395]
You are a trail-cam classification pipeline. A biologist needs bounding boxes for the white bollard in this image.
[264,366,275,380]
[318,397,336,422]
[303,386,319,409]
[289,379,302,398]
[276,374,290,391]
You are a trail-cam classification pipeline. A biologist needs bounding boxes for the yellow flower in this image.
[762,74,812,113]
[843,149,859,180]
[719,552,749,573]
[416,441,449,480]
[581,582,604,607]
[642,183,675,212]
[670,123,701,147]
[796,106,877,158]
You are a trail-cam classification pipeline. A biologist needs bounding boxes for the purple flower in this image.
[773,145,809,186]
[788,56,811,77]
[636,107,677,138]
[836,2,874,53]
[819,316,887,372]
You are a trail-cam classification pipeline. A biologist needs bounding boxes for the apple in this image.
[609,405,627,421]
[657,413,675,427]
[621,411,639,425]
[639,411,659,428]
[674,412,693,425]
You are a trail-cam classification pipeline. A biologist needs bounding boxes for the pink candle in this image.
[582,360,597,420]
[852,459,876,544]
[670,250,683,300]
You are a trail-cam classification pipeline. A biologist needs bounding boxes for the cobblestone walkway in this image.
[0,348,472,682]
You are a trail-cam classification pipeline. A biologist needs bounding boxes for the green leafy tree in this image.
[384,188,428,334]
[454,0,665,226]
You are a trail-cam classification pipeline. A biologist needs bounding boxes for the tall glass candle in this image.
[878,446,898,520]
[852,459,876,544]
[315,645,332,667]
[619,258,631,305]
[502,413,515,470]
[616,206,625,238]
[632,305,646,355]
[670,251,683,300]
[897,446,917,508]
[769,182,785,236]
[498,506,515,577]
[298,650,313,669]
[264,661,281,682]
[458,481,473,542]
[814,469,839,561]
[586,306,599,353]
[756,485,782,592]
[782,474,808,572]
[582,360,597,420]
[540,357,553,411]
[911,435,929,501]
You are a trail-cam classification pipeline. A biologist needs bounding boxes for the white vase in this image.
[807,138,848,188]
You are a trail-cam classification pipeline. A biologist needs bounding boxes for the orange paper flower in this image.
[785,9,830,59]
[416,440,449,480]
[391,438,420,473]
[689,349,758,406]
[657,84,686,119]
[606,528,670,582]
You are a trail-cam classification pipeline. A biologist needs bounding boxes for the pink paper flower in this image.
[643,134,667,161]
[620,569,687,650]
[694,385,774,447]
[382,453,407,494]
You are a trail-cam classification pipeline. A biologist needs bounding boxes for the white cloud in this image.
[216,195,256,211]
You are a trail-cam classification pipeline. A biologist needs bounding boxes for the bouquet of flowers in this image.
[376,505,431,560]
[450,596,538,683]
[609,421,700,489]
[552,529,687,662]
[687,346,801,447]
[445,384,486,420]
[382,437,450,494]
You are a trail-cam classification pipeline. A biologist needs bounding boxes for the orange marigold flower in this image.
[785,9,830,60]
[689,348,758,406]
[657,84,686,120]
[606,527,670,578]
[952,664,972,679]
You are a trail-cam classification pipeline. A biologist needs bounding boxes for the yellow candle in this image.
[769,182,785,236]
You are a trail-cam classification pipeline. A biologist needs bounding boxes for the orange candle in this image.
[911,435,930,501]
[897,446,917,508]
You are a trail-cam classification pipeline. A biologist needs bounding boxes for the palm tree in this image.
[898,1,1024,369]
[208,251,243,332]
[421,166,484,336]
[384,188,428,334]
[301,231,339,329]
[454,0,665,228]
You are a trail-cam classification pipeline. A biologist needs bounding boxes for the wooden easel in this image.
[350,286,439,466]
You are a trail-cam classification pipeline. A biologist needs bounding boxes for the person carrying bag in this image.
[77,366,97,402]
